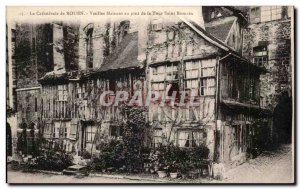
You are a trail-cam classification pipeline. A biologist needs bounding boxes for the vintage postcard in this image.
[6,6,294,184]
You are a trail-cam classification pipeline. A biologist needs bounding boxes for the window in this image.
[110,125,123,140]
[76,83,85,99]
[151,63,178,97]
[151,19,163,31]
[253,46,268,67]
[154,128,163,147]
[261,6,282,22]
[86,125,96,143]
[185,59,216,96]
[287,6,293,18]
[250,6,283,23]
[64,122,70,138]
[54,122,61,138]
[120,20,130,35]
[250,7,260,23]
[177,130,205,148]
[200,78,215,96]
[58,85,68,101]
[70,122,78,139]
[44,122,52,138]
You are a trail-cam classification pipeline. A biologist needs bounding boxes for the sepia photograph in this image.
[6,6,294,184]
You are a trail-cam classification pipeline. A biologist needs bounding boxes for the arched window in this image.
[86,27,93,69]
[84,24,94,69]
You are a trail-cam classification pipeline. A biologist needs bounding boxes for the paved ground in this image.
[7,144,294,184]
[7,171,160,184]
[221,144,294,183]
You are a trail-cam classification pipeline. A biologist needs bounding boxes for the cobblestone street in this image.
[7,144,294,184]
[221,144,294,183]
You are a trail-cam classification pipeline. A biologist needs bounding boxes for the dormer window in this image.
[151,19,163,31]
[216,12,222,18]
[120,20,130,35]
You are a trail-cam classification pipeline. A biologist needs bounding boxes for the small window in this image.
[58,85,68,101]
[54,122,60,138]
[253,46,268,67]
[64,122,70,138]
[110,125,123,140]
[76,83,86,99]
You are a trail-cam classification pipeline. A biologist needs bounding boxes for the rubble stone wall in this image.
[243,19,292,109]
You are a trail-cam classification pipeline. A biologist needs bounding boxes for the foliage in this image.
[90,106,148,173]
[6,106,17,117]
[27,150,73,171]
[82,151,92,159]
[148,144,210,173]
[120,106,147,172]
[188,145,210,166]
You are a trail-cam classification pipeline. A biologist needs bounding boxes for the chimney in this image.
[180,7,206,30]
[78,28,87,70]
[53,23,66,73]
[137,18,149,63]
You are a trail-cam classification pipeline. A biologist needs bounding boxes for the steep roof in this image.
[205,16,236,42]
[99,32,139,72]
[181,17,266,73]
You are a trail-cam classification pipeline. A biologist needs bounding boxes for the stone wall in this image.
[16,88,41,129]
[15,24,54,88]
[243,19,292,109]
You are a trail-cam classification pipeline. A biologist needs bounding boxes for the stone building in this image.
[13,22,78,155]
[242,6,293,143]
[6,24,17,157]
[10,6,293,170]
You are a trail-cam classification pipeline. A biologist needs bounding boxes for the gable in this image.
[146,21,222,65]
[205,16,236,42]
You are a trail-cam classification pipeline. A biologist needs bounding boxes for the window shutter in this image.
[70,120,78,140]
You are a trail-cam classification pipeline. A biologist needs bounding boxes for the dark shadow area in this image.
[7,123,12,156]
[273,91,292,144]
